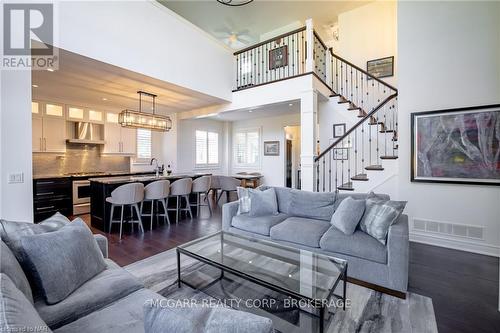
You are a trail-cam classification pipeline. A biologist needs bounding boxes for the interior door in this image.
[32,116,43,152]
[286,140,292,188]
[102,122,121,154]
[120,127,136,155]
[42,117,66,153]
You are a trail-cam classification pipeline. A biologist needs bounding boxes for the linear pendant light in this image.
[119,91,172,132]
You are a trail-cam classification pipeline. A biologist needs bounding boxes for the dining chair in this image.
[216,176,241,204]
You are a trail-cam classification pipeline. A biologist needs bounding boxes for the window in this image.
[195,130,219,166]
[233,128,260,167]
[136,128,152,161]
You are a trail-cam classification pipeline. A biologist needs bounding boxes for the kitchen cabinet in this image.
[102,113,136,155]
[67,106,104,124]
[32,101,66,153]
[33,177,72,223]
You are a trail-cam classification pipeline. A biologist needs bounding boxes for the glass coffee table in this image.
[176,231,347,333]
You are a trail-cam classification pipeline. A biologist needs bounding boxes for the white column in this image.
[305,18,315,73]
[300,89,318,191]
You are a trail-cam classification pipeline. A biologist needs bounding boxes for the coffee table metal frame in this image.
[176,231,348,333]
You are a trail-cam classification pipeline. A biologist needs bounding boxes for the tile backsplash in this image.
[33,143,130,176]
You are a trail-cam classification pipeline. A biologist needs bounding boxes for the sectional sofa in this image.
[0,216,273,333]
[222,187,409,296]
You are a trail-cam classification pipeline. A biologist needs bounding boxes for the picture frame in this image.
[367,56,394,79]
[263,141,280,156]
[269,45,288,70]
[333,148,349,161]
[333,123,346,138]
[411,104,500,186]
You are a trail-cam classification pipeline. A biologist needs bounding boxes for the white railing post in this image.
[300,88,318,191]
[305,18,315,73]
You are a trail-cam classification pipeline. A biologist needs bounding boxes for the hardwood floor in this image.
[82,198,500,333]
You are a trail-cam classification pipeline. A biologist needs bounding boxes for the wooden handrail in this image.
[329,48,398,93]
[233,27,306,55]
[315,93,398,161]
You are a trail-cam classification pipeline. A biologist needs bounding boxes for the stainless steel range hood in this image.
[67,122,105,145]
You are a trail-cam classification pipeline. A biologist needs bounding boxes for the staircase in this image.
[314,40,398,192]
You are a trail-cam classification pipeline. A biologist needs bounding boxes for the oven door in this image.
[72,180,90,215]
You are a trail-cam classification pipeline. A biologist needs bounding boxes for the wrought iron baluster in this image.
[322,158,325,192]
[328,150,332,192]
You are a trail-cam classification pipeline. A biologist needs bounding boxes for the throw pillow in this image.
[330,197,366,235]
[359,198,407,245]
[144,302,273,333]
[248,187,279,217]
[0,241,34,304]
[0,273,52,333]
[18,219,107,304]
[288,190,336,221]
[236,186,251,215]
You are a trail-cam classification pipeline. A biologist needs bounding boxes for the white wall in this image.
[398,1,500,256]
[176,118,227,175]
[330,1,397,87]
[0,70,33,222]
[231,113,300,187]
[57,1,232,101]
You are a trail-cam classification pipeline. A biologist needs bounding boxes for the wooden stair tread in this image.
[338,97,350,104]
[330,93,340,97]
[365,165,384,171]
[351,174,369,181]
[380,155,398,160]
[348,107,361,111]
[337,182,355,191]
[380,129,395,133]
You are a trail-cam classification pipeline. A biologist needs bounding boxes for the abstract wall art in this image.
[411,105,500,185]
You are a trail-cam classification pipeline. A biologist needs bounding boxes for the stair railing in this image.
[315,48,398,192]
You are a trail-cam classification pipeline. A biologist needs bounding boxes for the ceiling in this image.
[208,100,300,121]
[32,48,225,115]
[160,0,370,49]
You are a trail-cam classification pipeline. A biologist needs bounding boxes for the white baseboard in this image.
[410,231,500,258]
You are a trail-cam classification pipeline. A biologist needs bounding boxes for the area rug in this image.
[125,248,438,333]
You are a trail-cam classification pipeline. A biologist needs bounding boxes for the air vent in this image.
[413,218,484,240]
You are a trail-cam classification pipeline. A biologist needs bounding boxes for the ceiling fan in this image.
[212,22,254,49]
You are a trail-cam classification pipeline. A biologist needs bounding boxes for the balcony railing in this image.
[233,27,307,91]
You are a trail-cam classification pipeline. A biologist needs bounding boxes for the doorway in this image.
[284,125,301,189]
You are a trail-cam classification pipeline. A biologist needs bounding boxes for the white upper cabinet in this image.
[32,101,66,153]
[102,112,136,156]
[66,106,104,124]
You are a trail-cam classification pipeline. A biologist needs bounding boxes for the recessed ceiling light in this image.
[32,84,38,88]
[289,103,293,106]
[46,68,54,72]
[101,97,108,101]
[248,110,253,113]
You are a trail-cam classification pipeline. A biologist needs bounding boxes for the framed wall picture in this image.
[333,148,349,161]
[264,141,280,156]
[411,104,500,186]
[269,45,288,70]
[333,123,346,138]
[367,56,394,79]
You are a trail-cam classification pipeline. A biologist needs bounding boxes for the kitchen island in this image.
[89,173,210,232]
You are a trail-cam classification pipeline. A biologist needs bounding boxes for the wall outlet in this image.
[8,173,24,184]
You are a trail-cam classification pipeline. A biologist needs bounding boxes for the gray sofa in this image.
[222,188,409,295]
[0,217,272,333]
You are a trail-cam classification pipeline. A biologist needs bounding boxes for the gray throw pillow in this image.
[248,188,278,217]
[18,219,107,304]
[144,302,273,333]
[0,241,33,304]
[0,273,52,332]
[359,198,407,245]
[330,197,366,235]
[289,190,336,221]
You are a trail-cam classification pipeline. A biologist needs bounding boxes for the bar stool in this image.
[216,176,241,204]
[106,183,144,240]
[190,176,212,217]
[141,180,170,230]
[167,178,193,223]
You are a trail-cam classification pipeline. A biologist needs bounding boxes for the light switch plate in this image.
[8,173,24,184]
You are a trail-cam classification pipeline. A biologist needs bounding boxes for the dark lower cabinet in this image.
[33,178,72,223]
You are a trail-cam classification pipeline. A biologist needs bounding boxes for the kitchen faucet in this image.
[150,158,163,177]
